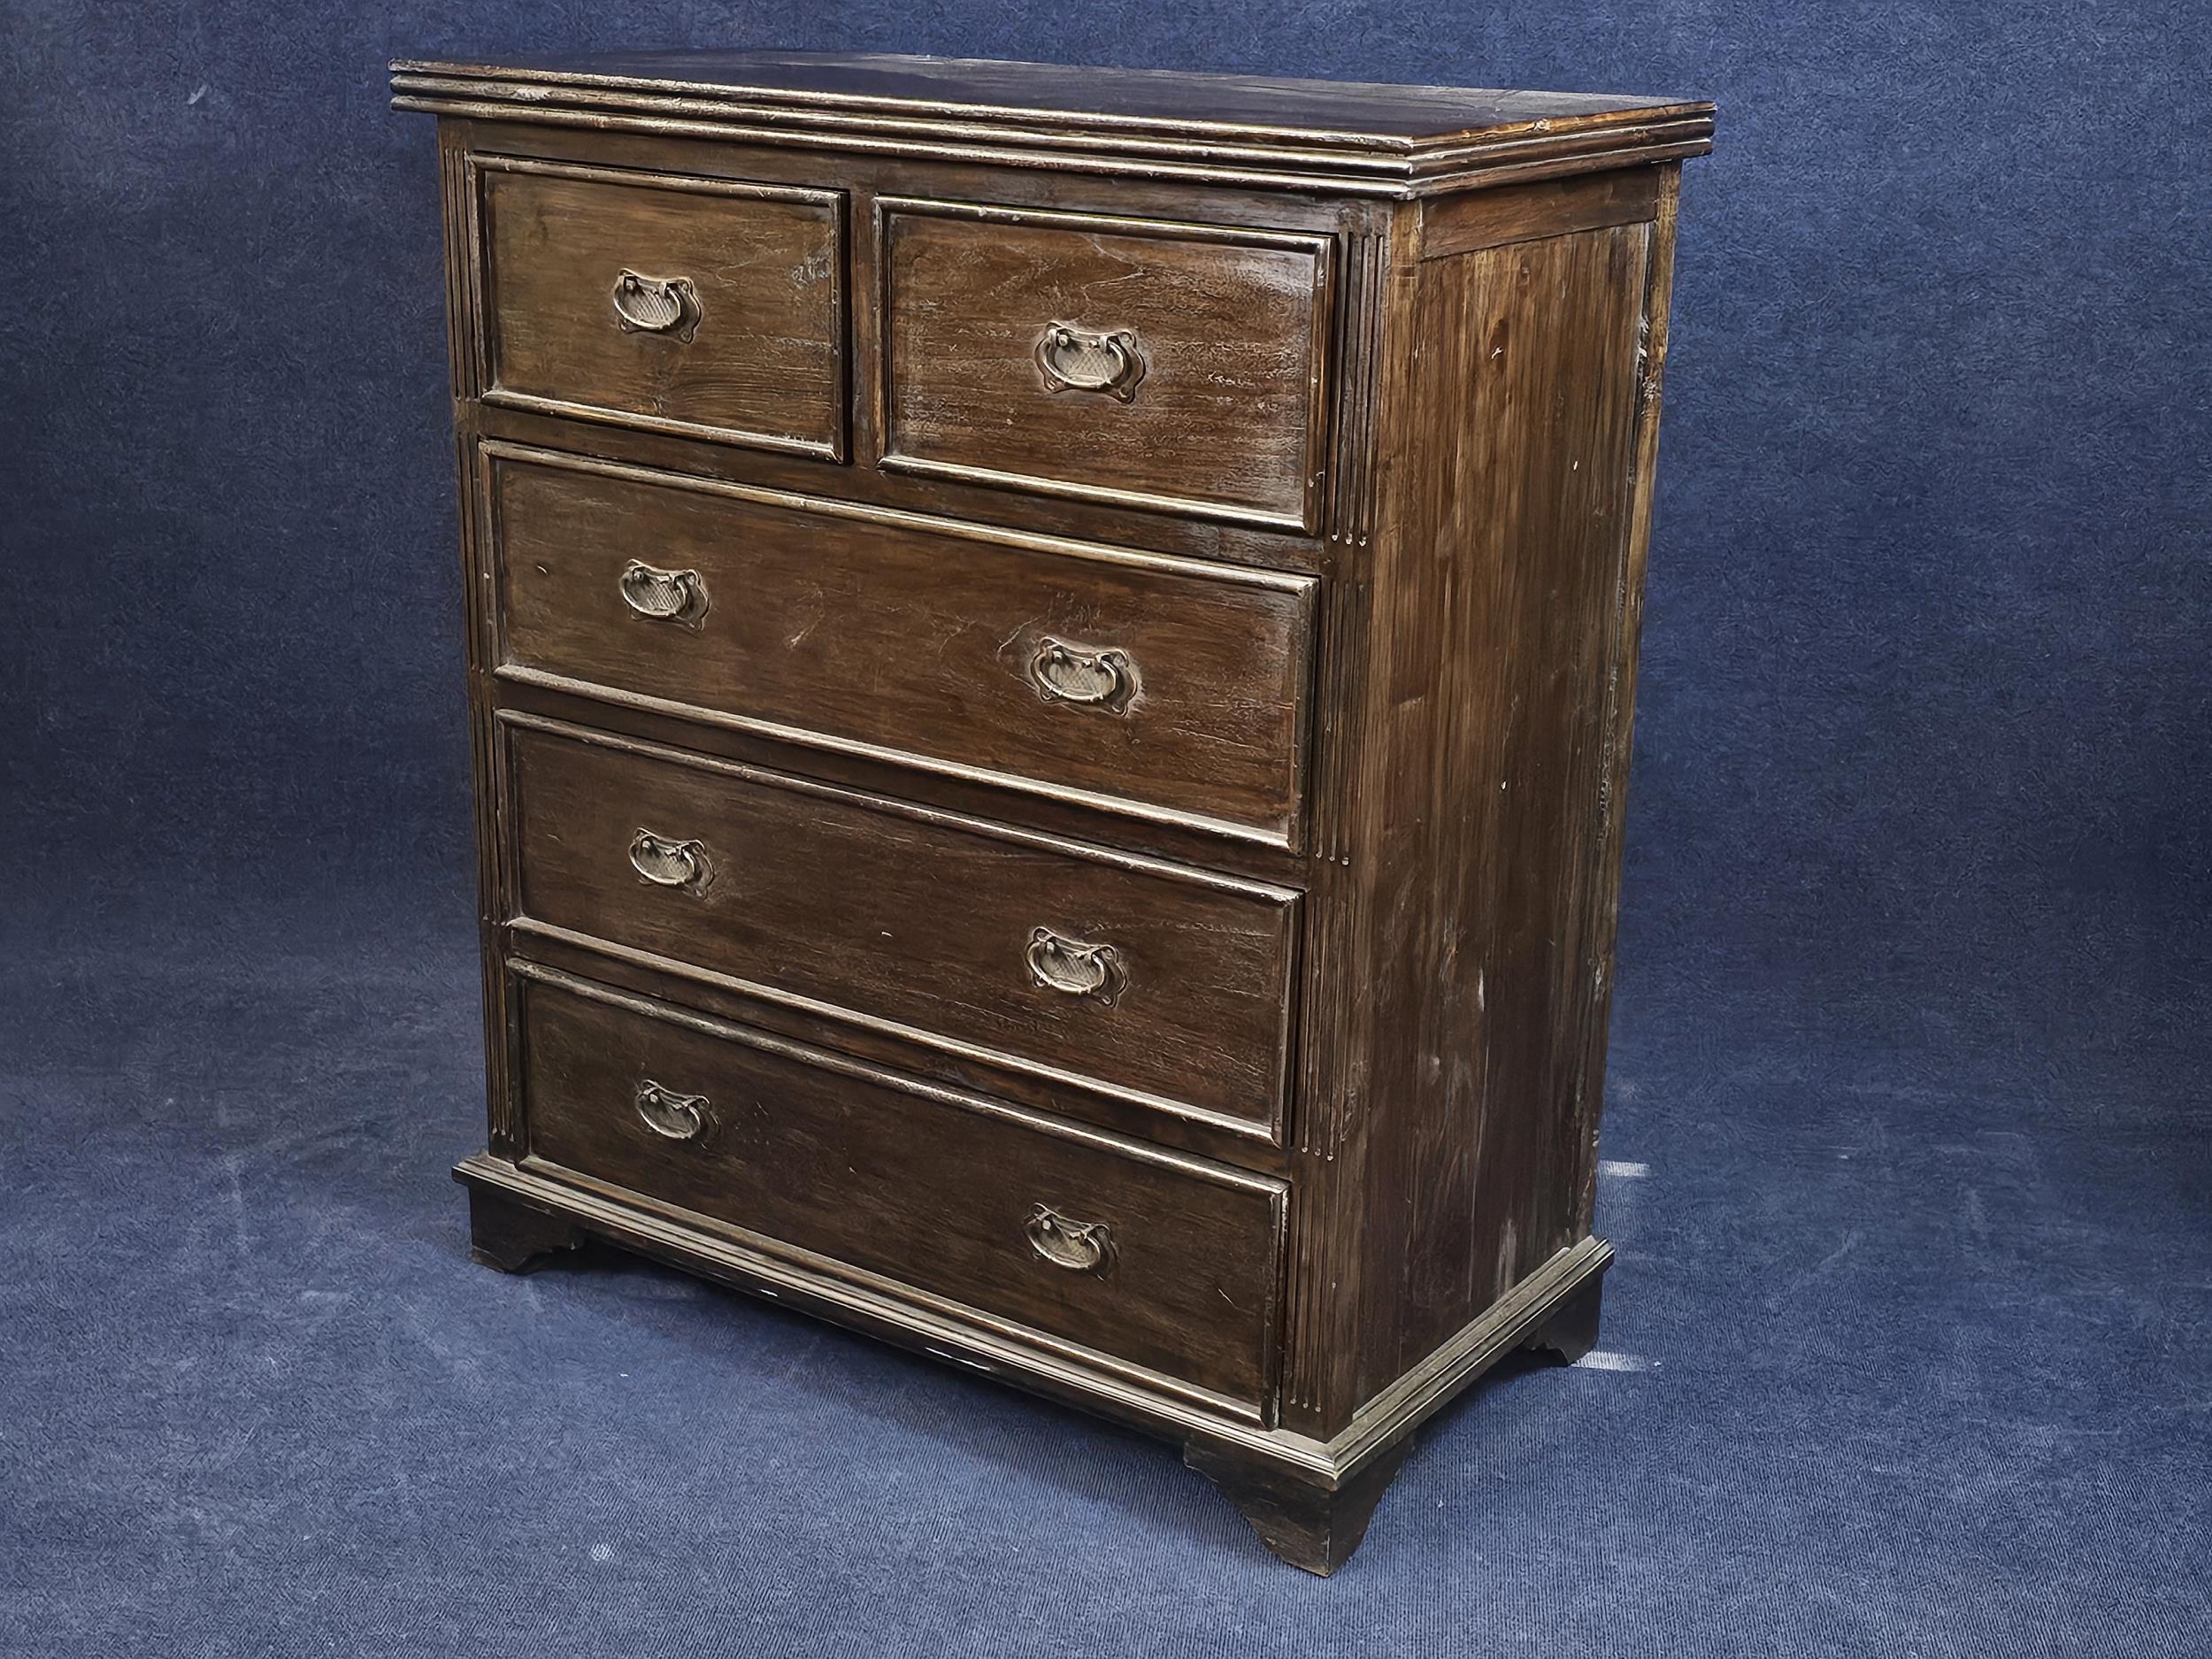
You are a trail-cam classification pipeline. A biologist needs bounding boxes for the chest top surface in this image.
[389,50,1713,196]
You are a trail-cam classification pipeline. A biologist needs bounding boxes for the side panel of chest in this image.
[1282,177,1677,1434]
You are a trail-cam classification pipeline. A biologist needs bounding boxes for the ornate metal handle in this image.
[634,1079,710,1141]
[618,560,710,628]
[1025,926,1125,1005]
[1025,1203,1113,1273]
[628,828,710,892]
[1035,321,1145,402]
[1027,638,1137,714]
[611,269,700,342]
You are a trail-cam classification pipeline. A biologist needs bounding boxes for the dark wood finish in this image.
[503,922,1292,1171]
[516,970,1286,1411]
[393,52,1715,196]
[441,122,526,1157]
[503,718,1300,1136]
[1571,168,1684,1240]
[490,658,1312,890]
[1185,1438,1412,1576]
[400,50,1707,1573]
[468,1183,587,1272]
[1416,164,1661,259]
[457,1144,1613,1575]
[476,157,846,456]
[1282,206,1664,1439]
[442,117,1379,585]
[878,200,1332,529]
[484,439,1317,842]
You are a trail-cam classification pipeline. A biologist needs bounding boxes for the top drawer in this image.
[474,157,846,457]
[877,200,1334,531]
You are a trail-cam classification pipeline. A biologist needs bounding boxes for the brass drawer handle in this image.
[618,559,710,627]
[1035,321,1145,403]
[1025,1203,1112,1273]
[1025,926,1125,1005]
[611,268,701,342]
[628,828,710,892]
[1027,637,1137,714]
[635,1079,710,1141]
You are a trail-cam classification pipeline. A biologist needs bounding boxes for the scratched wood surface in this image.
[448,119,1371,580]
[393,51,1715,197]
[505,720,1301,1134]
[478,160,845,456]
[1283,203,1663,1433]
[409,50,1705,140]
[486,441,1317,841]
[403,52,1707,1571]
[879,203,1332,528]
[519,972,1286,1409]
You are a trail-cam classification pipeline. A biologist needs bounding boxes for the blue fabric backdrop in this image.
[3,4,2206,1654]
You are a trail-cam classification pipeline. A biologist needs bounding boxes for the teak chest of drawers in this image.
[393,50,1712,1573]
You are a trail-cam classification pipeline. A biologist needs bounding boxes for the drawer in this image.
[518,972,1286,1410]
[474,157,845,457]
[877,199,1333,530]
[505,719,1300,1137]
[486,442,1316,845]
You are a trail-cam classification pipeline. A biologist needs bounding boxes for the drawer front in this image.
[519,973,1286,1409]
[475,157,845,457]
[488,443,1315,844]
[878,200,1333,529]
[507,721,1299,1135]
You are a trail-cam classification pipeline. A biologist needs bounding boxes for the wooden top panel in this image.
[389,51,1714,196]
[394,50,1698,145]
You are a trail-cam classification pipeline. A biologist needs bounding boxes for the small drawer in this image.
[474,157,845,457]
[518,972,1286,1411]
[505,720,1300,1138]
[878,199,1333,530]
[486,442,1317,845]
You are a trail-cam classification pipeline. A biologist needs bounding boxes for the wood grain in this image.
[478,157,845,456]
[406,52,1709,1569]
[879,200,1331,528]
[440,120,1380,581]
[504,718,1301,1134]
[1284,198,1659,1432]
[1567,167,1684,1238]
[518,971,1286,1408]
[438,122,520,1156]
[503,919,1291,1168]
[485,441,1317,842]
[391,52,1715,197]
[457,1146,1610,1519]
[1417,165,1660,259]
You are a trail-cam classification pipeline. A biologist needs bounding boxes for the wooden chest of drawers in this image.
[393,50,1712,1573]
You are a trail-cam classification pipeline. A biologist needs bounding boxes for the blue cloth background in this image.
[3,3,2207,1654]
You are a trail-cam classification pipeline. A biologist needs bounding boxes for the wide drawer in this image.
[504,719,1300,1136]
[878,199,1333,530]
[518,972,1286,1410]
[486,442,1317,844]
[474,157,845,457]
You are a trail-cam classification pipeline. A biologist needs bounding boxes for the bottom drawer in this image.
[517,972,1286,1412]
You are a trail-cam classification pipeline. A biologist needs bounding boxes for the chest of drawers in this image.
[392,50,1712,1573]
